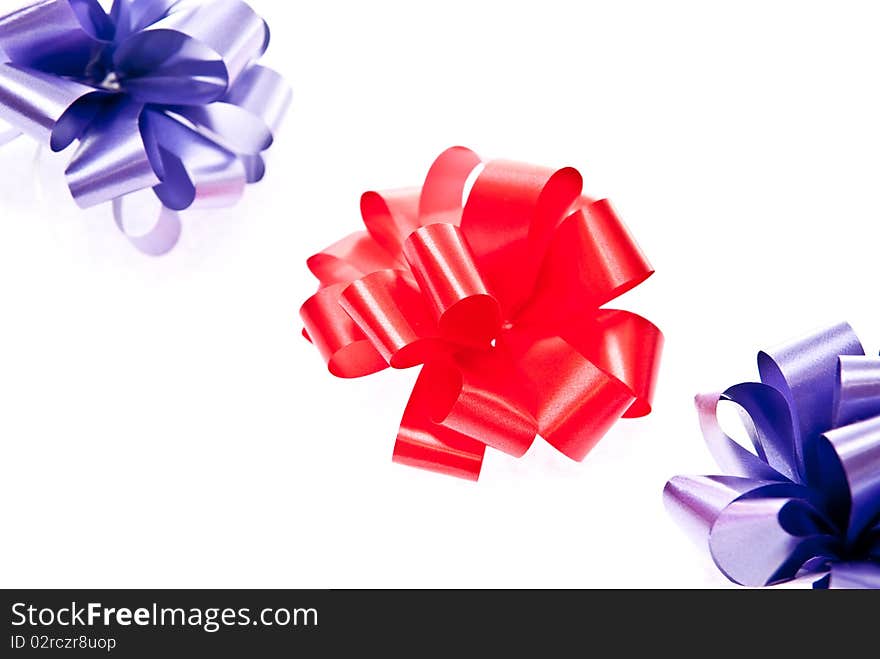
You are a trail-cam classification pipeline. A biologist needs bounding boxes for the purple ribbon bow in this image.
[665,322,880,588]
[0,0,291,254]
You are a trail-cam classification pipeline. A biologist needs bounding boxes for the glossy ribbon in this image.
[665,322,880,588]
[301,147,664,480]
[0,0,291,254]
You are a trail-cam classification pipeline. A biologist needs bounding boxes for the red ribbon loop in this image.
[518,199,653,324]
[300,283,387,378]
[576,310,664,419]
[301,147,663,479]
[306,231,397,288]
[394,364,487,481]
[422,349,537,458]
[460,161,584,318]
[360,189,421,259]
[403,223,501,347]
[339,269,438,369]
[502,330,636,461]
[418,145,483,224]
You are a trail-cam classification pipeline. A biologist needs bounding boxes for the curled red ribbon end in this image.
[301,148,663,480]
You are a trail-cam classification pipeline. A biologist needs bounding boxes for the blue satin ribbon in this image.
[665,322,880,588]
[0,0,291,254]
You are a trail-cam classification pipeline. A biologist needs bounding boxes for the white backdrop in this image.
[2,0,879,588]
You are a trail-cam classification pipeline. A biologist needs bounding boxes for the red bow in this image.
[301,147,663,480]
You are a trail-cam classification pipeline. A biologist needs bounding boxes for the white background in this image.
[2,0,879,589]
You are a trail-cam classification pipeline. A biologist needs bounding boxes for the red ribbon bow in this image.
[301,147,663,480]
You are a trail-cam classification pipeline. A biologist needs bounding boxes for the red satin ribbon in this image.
[301,147,663,480]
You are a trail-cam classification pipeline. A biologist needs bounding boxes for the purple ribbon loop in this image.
[0,0,290,254]
[665,322,880,588]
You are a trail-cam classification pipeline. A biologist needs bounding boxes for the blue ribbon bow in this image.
[665,322,880,588]
[0,0,291,254]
